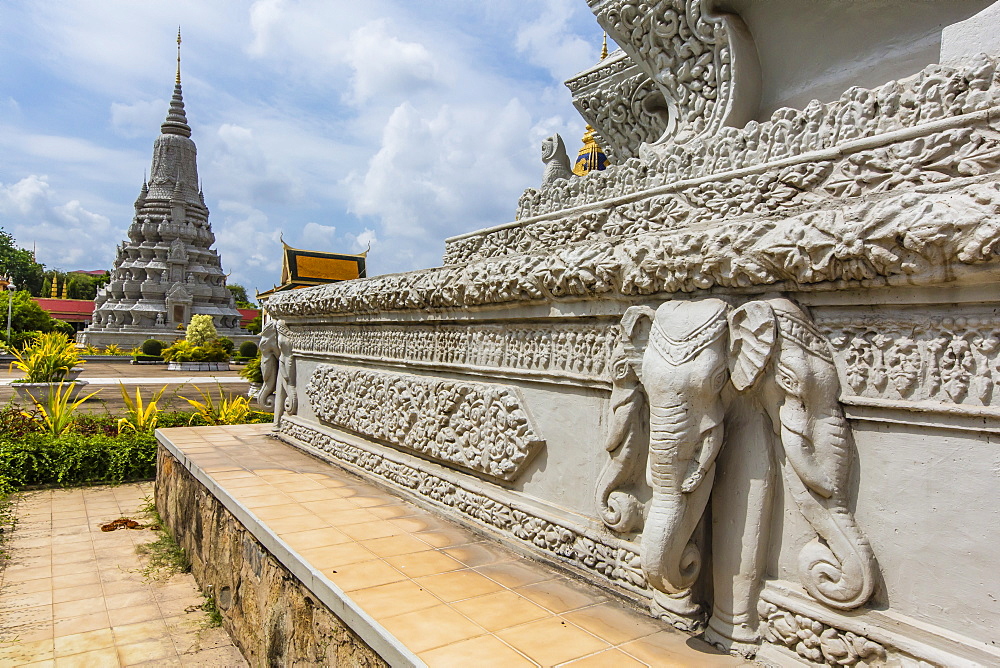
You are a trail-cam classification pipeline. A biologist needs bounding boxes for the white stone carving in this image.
[269,182,1000,318]
[304,365,544,481]
[758,600,886,667]
[541,133,575,186]
[588,0,759,145]
[286,322,616,380]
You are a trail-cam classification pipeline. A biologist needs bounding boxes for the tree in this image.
[0,290,72,338]
[0,228,45,296]
[185,314,218,346]
[227,284,256,308]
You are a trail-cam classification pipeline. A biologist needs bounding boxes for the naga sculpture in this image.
[541,133,574,186]
[607,297,877,650]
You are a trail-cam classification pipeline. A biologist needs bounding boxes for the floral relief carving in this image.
[278,419,648,593]
[758,600,886,667]
[267,182,1000,319]
[822,315,1000,407]
[304,365,543,481]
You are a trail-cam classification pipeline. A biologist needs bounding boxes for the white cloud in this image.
[345,20,442,105]
[0,175,116,269]
[516,0,597,80]
[111,99,167,138]
[301,222,338,249]
[211,200,283,293]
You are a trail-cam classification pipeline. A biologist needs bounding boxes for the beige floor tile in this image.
[384,551,464,578]
[51,562,97,578]
[321,507,381,527]
[5,565,54,582]
[0,637,55,664]
[451,590,552,632]
[415,569,505,603]
[104,589,156,610]
[53,646,120,667]
[299,498,358,514]
[443,543,513,568]
[54,627,115,657]
[350,579,442,619]
[419,634,536,668]
[53,597,106,619]
[2,620,54,643]
[53,611,111,638]
[563,603,663,646]
[2,577,53,597]
[1,603,54,628]
[52,583,105,605]
[379,604,487,654]
[515,579,606,614]
[4,589,54,609]
[51,572,101,589]
[322,559,405,592]
[285,488,338,503]
[361,534,434,558]
[339,520,404,541]
[264,513,331,534]
[558,648,649,667]
[367,504,419,520]
[476,561,556,589]
[108,603,162,627]
[348,495,393,508]
[249,503,309,521]
[116,637,174,664]
[618,631,737,667]
[298,542,377,570]
[414,528,478,549]
[282,526,352,552]
[110,619,170,646]
[497,617,610,666]
[101,579,149,596]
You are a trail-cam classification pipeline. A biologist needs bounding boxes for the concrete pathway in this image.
[0,483,247,666]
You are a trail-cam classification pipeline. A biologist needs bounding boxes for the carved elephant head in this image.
[728,298,876,610]
[616,296,876,621]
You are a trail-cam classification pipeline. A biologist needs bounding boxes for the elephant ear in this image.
[728,301,777,391]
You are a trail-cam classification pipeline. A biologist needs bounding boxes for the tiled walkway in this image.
[0,483,246,666]
[163,424,750,667]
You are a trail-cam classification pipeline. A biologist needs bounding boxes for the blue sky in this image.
[0,0,608,296]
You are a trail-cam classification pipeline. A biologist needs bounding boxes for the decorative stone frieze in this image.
[820,313,1000,407]
[304,365,544,481]
[286,323,616,380]
[278,418,648,595]
[758,600,886,667]
[269,180,1000,317]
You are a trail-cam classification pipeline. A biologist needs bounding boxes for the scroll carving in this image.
[304,365,543,481]
[589,0,759,145]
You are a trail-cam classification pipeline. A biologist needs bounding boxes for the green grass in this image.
[135,496,191,579]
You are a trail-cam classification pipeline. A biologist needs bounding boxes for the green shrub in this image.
[133,354,164,362]
[161,339,228,363]
[141,339,166,356]
[238,341,258,358]
[240,355,263,383]
[0,432,157,488]
[9,332,83,383]
[186,315,218,346]
[218,337,234,355]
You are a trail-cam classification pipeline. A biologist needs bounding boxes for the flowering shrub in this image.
[185,315,218,346]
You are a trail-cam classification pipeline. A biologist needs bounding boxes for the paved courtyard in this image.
[0,360,250,414]
[0,482,247,666]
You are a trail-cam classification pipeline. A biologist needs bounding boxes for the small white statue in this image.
[541,133,574,186]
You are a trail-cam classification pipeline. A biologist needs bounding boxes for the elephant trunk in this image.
[641,402,719,595]
[780,413,876,610]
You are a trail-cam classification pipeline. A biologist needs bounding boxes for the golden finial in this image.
[175,27,182,84]
[600,32,608,60]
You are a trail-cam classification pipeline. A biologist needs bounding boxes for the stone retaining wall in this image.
[155,446,388,667]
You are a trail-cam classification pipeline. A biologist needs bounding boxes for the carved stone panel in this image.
[304,365,544,481]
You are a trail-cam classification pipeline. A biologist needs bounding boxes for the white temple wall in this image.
[729,0,997,118]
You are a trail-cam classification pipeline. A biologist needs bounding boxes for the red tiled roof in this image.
[34,298,95,321]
